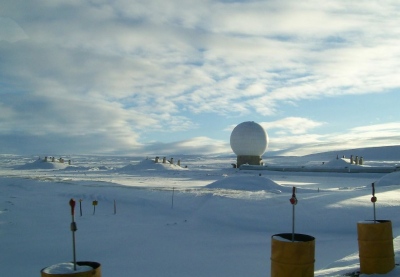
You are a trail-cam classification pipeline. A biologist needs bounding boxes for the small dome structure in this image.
[230,121,268,167]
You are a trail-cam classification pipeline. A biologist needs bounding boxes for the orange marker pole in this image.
[289,187,298,242]
[371,183,377,223]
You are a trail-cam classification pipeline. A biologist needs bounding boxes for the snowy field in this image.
[0,153,399,276]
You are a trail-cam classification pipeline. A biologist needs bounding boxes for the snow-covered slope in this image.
[14,159,71,170]
[206,175,295,194]
[1,153,400,276]
[376,171,400,187]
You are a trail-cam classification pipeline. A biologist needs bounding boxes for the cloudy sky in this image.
[1,0,399,156]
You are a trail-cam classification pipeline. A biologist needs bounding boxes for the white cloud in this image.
[261,117,325,135]
[1,0,399,155]
[267,122,400,156]
[143,136,230,155]
[0,17,29,42]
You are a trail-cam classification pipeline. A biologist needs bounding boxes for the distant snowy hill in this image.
[301,145,400,161]
[264,145,400,162]
[14,159,71,170]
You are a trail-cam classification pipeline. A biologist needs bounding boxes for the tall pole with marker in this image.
[270,186,315,277]
[69,199,78,271]
[40,199,103,277]
[290,187,298,242]
[357,182,395,274]
[371,182,377,222]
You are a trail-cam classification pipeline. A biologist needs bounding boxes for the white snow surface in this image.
[0,154,399,276]
[206,175,284,192]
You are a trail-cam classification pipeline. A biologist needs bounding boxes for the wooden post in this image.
[171,187,175,209]
[79,199,83,217]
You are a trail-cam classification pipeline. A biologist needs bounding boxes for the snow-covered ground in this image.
[0,153,399,276]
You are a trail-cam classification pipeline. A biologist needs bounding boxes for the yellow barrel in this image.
[357,220,395,274]
[41,261,101,277]
[271,233,315,277]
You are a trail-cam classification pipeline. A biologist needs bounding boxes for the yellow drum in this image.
[357,220,395,274]
[271,233,315,277]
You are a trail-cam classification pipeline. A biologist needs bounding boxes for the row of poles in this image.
[72,199,117,216]
[66,183,378,272]
[66,188,177,271]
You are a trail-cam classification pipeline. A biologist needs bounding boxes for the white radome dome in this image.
[230,121,268,156]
